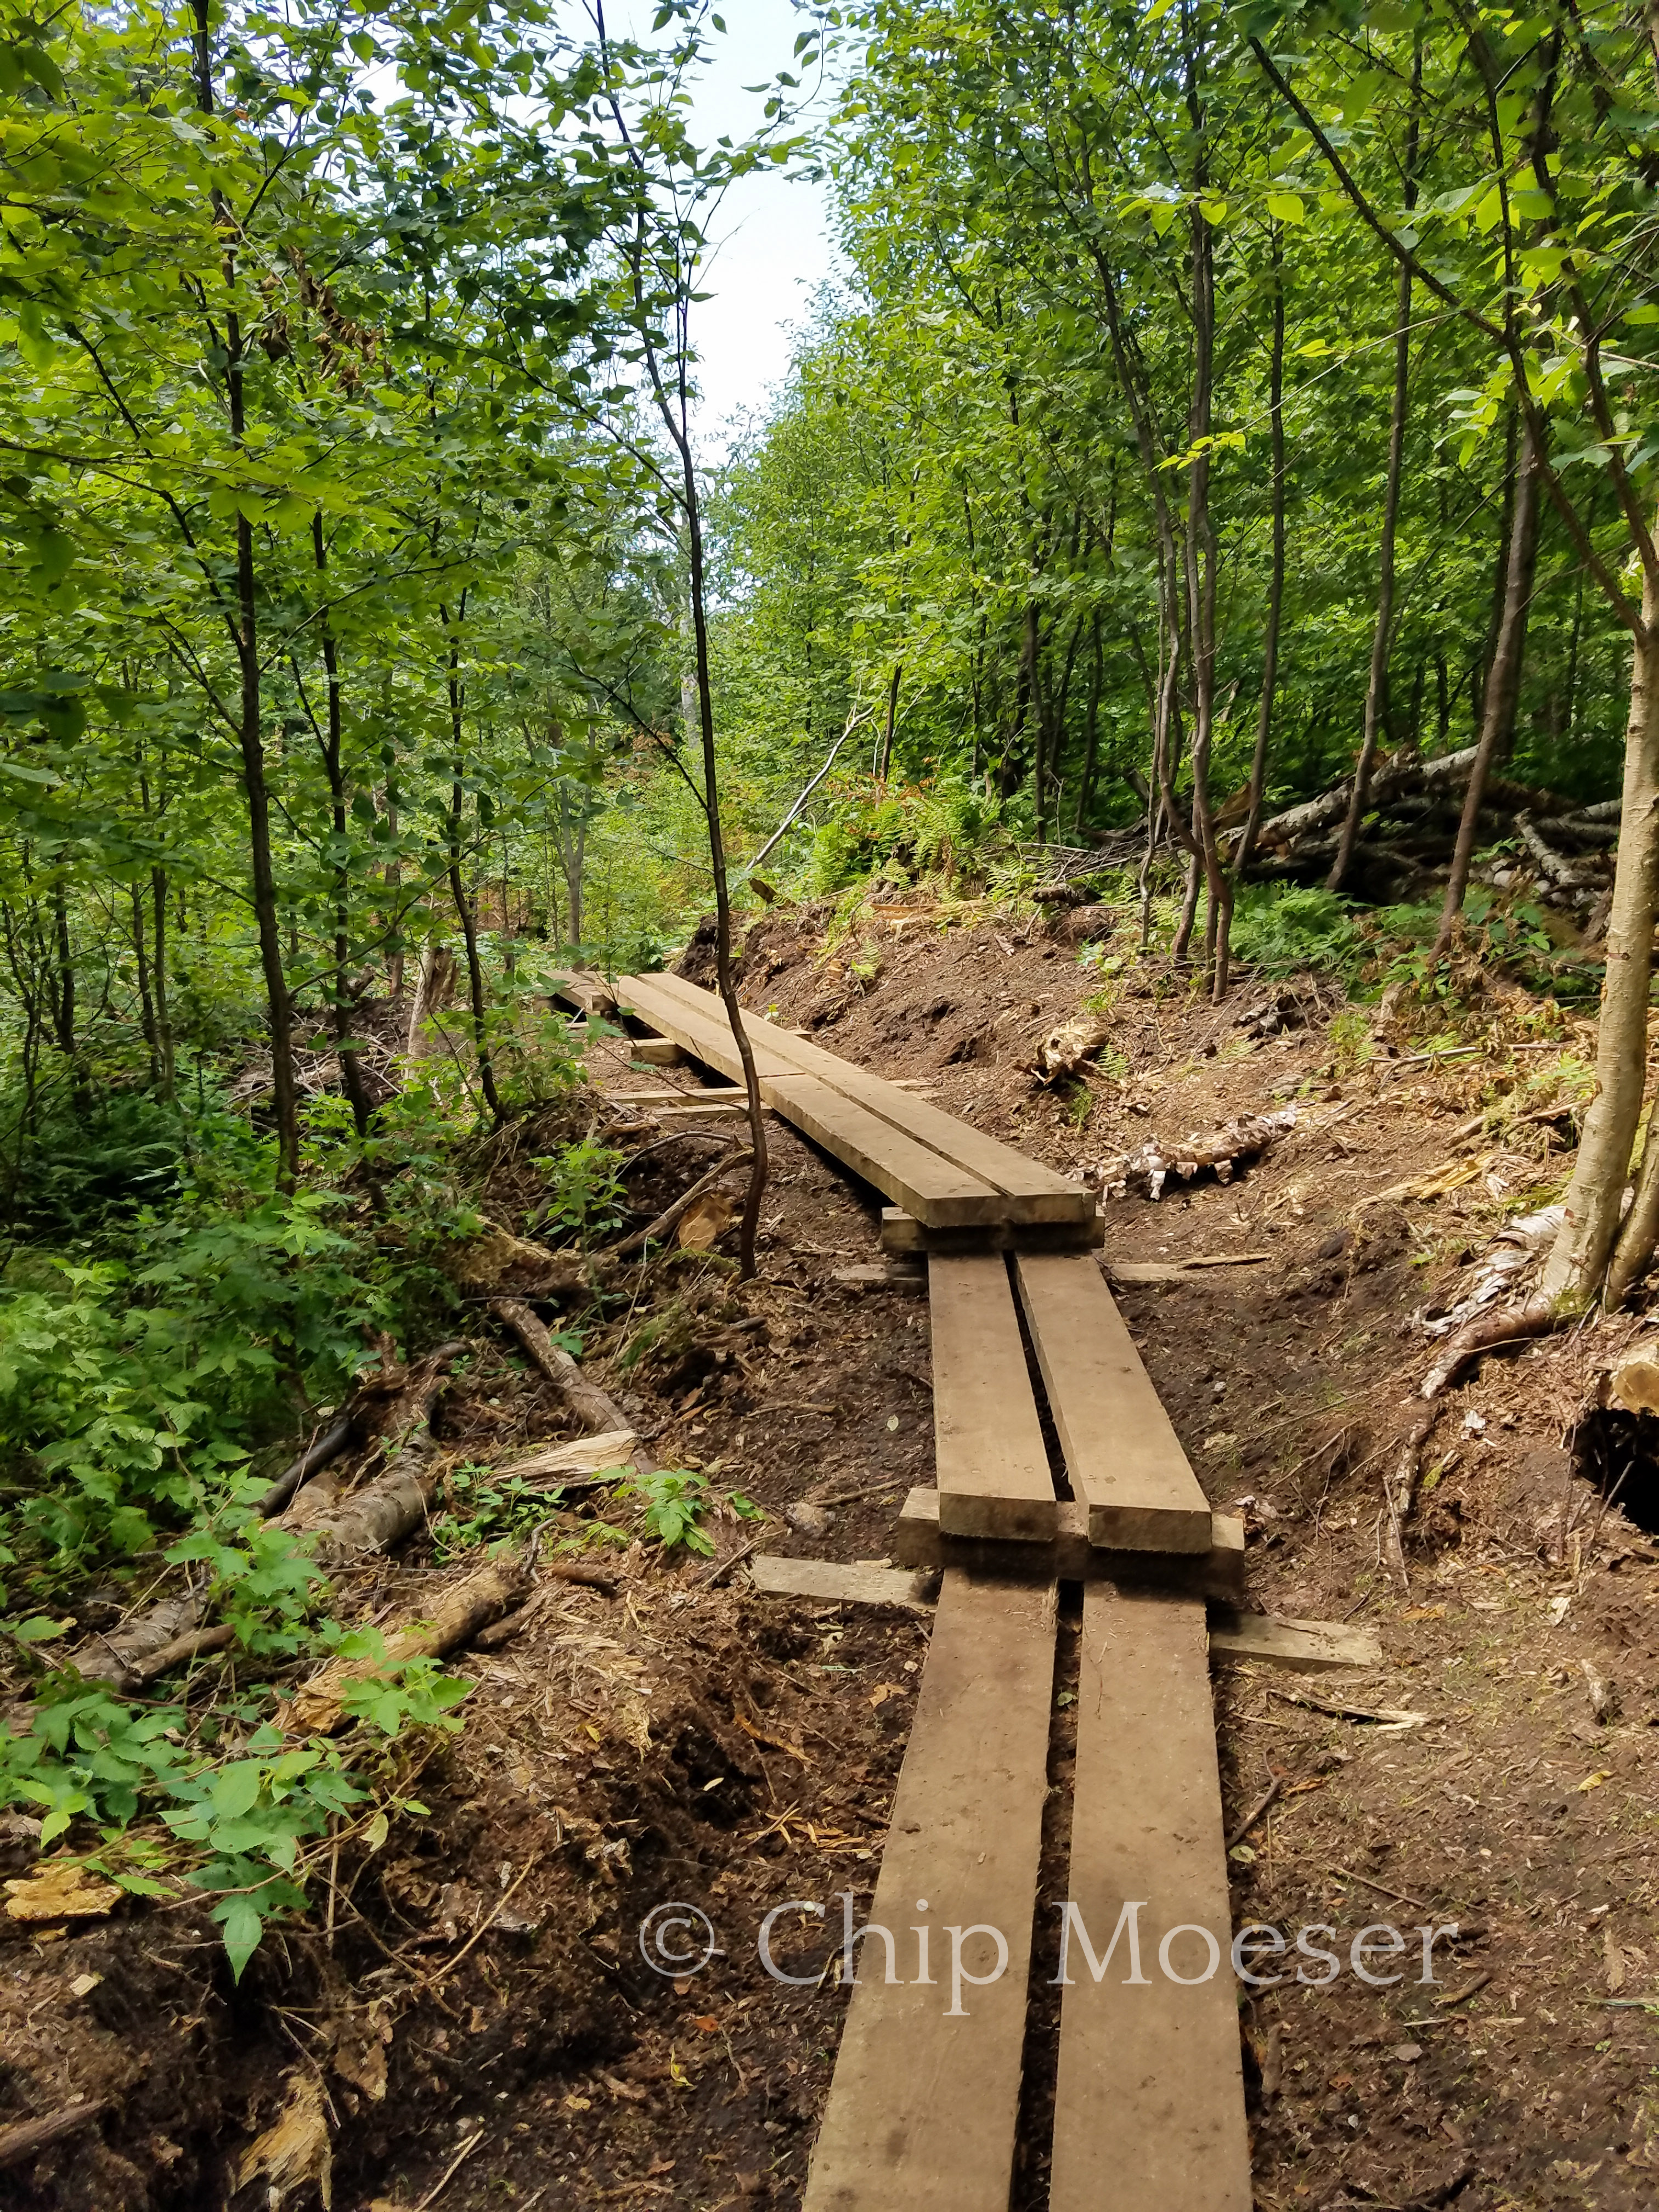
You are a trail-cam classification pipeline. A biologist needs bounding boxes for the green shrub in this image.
[1229,884,1363,980]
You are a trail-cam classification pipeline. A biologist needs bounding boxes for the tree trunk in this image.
[130,882,160,1090]
[1076,614,1104,834]
[1435,423,1544,951]
[194,0,297,1185]
[1232,221,1286,890]
[1329,254,1411,891]
[681,483,769,1279]
[443,627,503,1125]
[150,867,175,1102]
[1182,191,1229,1000]
[311,515,374,1138]
[50,879,76,1079]
[1541,583,1659,1306]
[877,661,902,785]
[1330,38,1420,893]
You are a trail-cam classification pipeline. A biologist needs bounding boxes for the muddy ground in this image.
[6,889,1659,2211]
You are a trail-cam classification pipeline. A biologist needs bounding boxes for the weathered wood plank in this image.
[929,1254,1058,1542]
[546,967,616,1018]
[891,1489,1246,1601]
[1048,1583,1251,2212]
[1014,1254,1212,1553]
[802,1570,1056,2212]
[748,1556,938,1609]
[766,1073,1007,1227]
[881,1207,1105,1256]
[636,972,1092,1220]
[1207,1607,1383,1674]
[613,975,799,1082]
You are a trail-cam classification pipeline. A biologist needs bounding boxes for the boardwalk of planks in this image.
[590,963,1252,2209]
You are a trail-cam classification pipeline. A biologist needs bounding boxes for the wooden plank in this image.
[636,972,1092,1221]
[881,1207,1104,1256]
[1014,1254,1212,1553]
[546,967,616,1017]
[1048,1583,1251,2212]
[891,1489,1246,1602]
[929,1254,1058,1542]
[831,1264,926,1294]
[766,1074,1006,1227]
[802,1570,1055,2212]
[630,1039,684,1067]
[1207,1607,1383,1674]
[614,974,800,1082]
[748,1556,938,1609]
[607,1086,744,1105]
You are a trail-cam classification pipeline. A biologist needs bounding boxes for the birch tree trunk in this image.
[1542,579,1659,1305]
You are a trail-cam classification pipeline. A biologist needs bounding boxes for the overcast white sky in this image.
[606,0,846,444]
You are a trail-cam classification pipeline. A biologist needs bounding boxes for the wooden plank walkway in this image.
[605,958,1256,2210]
[801,1570,1056,2212]
[929,1254,1058,1542]
[613,970,1092,1228]
[1048,1584,1252,2212]
[1015,1252,1214,1553]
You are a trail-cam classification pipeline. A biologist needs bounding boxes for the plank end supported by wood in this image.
[1014,1251,1212,1553]
[930,1251,1059,1543]
[891,1488,1245,1600]
[881,1206,1105,1256]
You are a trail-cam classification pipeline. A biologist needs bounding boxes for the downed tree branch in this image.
[605,1150,754,1261]
[129,1622,237,1686]
[0,2101,110,2174]
[1516,810,1598,890]
[1420,1299,1558,1398]
[77,1345,473,1689]
[283,1551,533,1734]
[257,1414,354,1518]
[490,1297,658,1477]
[1103,1108,1297,1200]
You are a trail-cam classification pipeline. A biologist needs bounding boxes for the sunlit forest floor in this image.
[8,890,1659,2212]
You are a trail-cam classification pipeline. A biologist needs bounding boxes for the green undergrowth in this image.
[0,1041,644,1978]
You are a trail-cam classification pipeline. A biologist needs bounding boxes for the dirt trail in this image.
[7,898,1659,2211]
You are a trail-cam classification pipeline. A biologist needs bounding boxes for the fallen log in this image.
[1517,811,1600,890]
[78,1592,209,1689]
[496,1429,637,1481]
[1103,1107,1297,1200]
[1609,1340,1659,1417]
[0,2101,109,2174]
[491,1297,658,1477]
[438,1221,588,1300]
[283,1551,533,1734]
[1252,748,1477,851]
[302,1432,444,1567]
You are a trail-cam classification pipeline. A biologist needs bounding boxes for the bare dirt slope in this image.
[7,892,1659,2212]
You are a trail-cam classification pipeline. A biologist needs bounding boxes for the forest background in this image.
[2,0,1658,1963]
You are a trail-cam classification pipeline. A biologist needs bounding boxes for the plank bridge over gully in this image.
[557,966,1280,2211]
